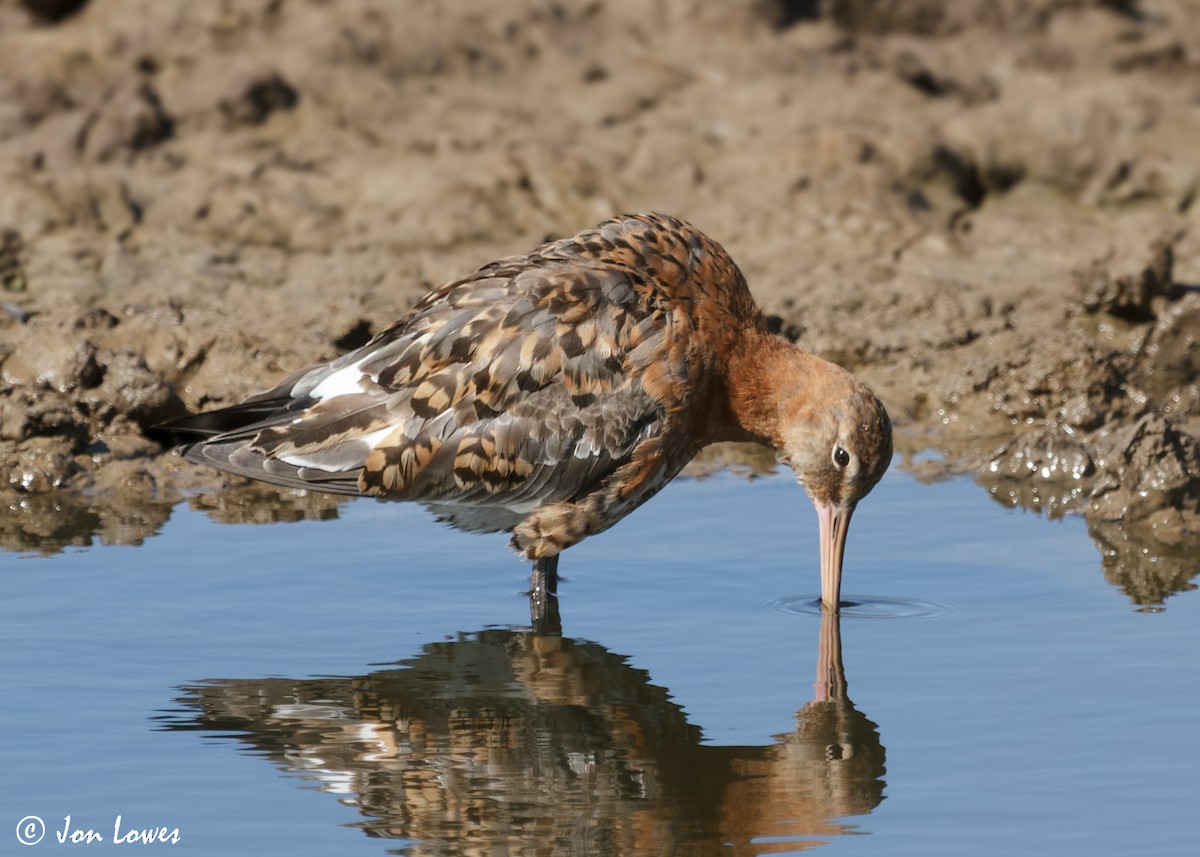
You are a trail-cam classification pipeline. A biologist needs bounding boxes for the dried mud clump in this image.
[0,298,349,552]
[1070,239,1178,321]
[1090,415,1200,533]
[0,308,185,492]
[928,235,1200,605]
[970,241,1200,531]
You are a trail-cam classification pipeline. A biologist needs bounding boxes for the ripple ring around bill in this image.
[766,595,956,619]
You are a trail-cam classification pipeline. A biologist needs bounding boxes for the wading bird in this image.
[163,213,892,622]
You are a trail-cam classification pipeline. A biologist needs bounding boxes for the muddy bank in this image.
[1,0,1196,605]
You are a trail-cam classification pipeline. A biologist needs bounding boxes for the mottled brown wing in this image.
[178,255,674,532]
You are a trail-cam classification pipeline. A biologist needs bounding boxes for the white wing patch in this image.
[357,425,398,450]
[573,436,598,458]
[305,356,373,401]
[277,425,397,472]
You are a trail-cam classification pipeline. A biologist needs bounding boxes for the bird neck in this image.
[718,332,827,449]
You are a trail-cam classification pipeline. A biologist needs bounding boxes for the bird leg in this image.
[529,554,561,634]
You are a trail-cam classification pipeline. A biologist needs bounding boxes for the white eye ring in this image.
[832,446,850,469]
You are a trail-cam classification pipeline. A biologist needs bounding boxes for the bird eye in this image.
[832,446,850,469]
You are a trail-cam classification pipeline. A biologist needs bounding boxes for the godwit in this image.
[163,213,892,617]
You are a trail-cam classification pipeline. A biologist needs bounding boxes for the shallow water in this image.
[1,465,1197,856]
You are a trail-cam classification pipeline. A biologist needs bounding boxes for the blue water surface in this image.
[1,464,1197,855]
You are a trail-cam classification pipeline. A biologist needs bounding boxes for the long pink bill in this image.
[815,501,855,612]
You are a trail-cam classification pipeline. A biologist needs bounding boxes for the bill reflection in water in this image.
[161,610,883,852]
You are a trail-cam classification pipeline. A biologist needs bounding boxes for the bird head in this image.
[777,371,892,611]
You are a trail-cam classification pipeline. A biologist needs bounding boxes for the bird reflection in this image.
[161,609,883,854]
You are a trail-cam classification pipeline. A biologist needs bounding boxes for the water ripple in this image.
[766,595,956,619]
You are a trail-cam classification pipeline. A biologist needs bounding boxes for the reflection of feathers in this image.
[162,213,750,550]
[164,625,885,849]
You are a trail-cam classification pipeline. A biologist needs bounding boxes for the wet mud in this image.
[1,0,1196,604]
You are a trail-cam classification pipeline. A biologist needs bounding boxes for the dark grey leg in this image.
[530,554,559,597]
[529,554,560,634]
